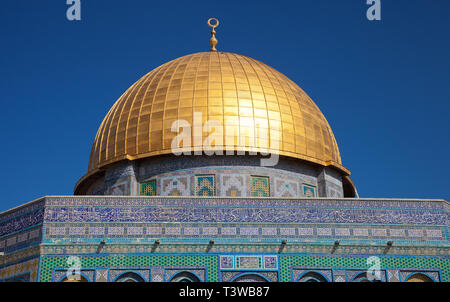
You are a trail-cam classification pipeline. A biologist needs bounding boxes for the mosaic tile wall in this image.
[195,175,216,196]
[41,196,448,227]
[138,167,318,198]
[222,174,245,197]
[86,155,342,197]
[41,223,449,244]
[0,226,41,253]
[0,199,45,253]
[36,254,449,282]
[39,255,217,282]
[160,175,190,196]
[0,257,39,282]
[141,180,157,196]
[1,196,449,282]
[2,196,447,247]
[14,196,442,259]
[280,255,449,282]
[251,176,270,197]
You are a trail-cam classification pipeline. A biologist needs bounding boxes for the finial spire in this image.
[207,18,219,52]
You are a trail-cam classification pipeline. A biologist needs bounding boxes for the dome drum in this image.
[76,154,349,198]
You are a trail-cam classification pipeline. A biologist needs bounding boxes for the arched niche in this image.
[231,273,270,282]
[352,272,382,282]
[170,272,201,282]
[297,271,328,282]
[406,273,434,282]
[61,275,89,282]
[115,272,146,282]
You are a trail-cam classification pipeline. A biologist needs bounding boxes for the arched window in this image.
[115,272,145,282]
[61,275,89,282]
[297,272,328,282]
[170,272,201,282]
[352,272,381,282]
[406,273,434,282]
[231,273,270,282]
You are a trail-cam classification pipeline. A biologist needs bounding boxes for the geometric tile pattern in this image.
[151,268,164,282]
[221,174,245,197]
[274,178,298,197]
[195,175,215,196]
[1,196,449,282]
[140,180,157,196]
[302,184,317,197]
[387,270,400,282]
[114,155,347,199]
[132,159,337,198]
[96,269,108,282]
[334,275,346,282]
[39,255,217,282]
[38,258,445,282]
[251,176,270,197]
[281,256,449,282]
[0,258,39,282]
[161,176,190,196]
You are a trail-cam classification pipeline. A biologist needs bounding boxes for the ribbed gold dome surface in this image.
[88,52,348,174]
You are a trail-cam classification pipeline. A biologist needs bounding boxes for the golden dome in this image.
[87,52,349,175]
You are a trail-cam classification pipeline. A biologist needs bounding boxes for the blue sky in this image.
[0,0,449,211]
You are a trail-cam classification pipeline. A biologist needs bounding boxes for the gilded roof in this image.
[87,52,348,174]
